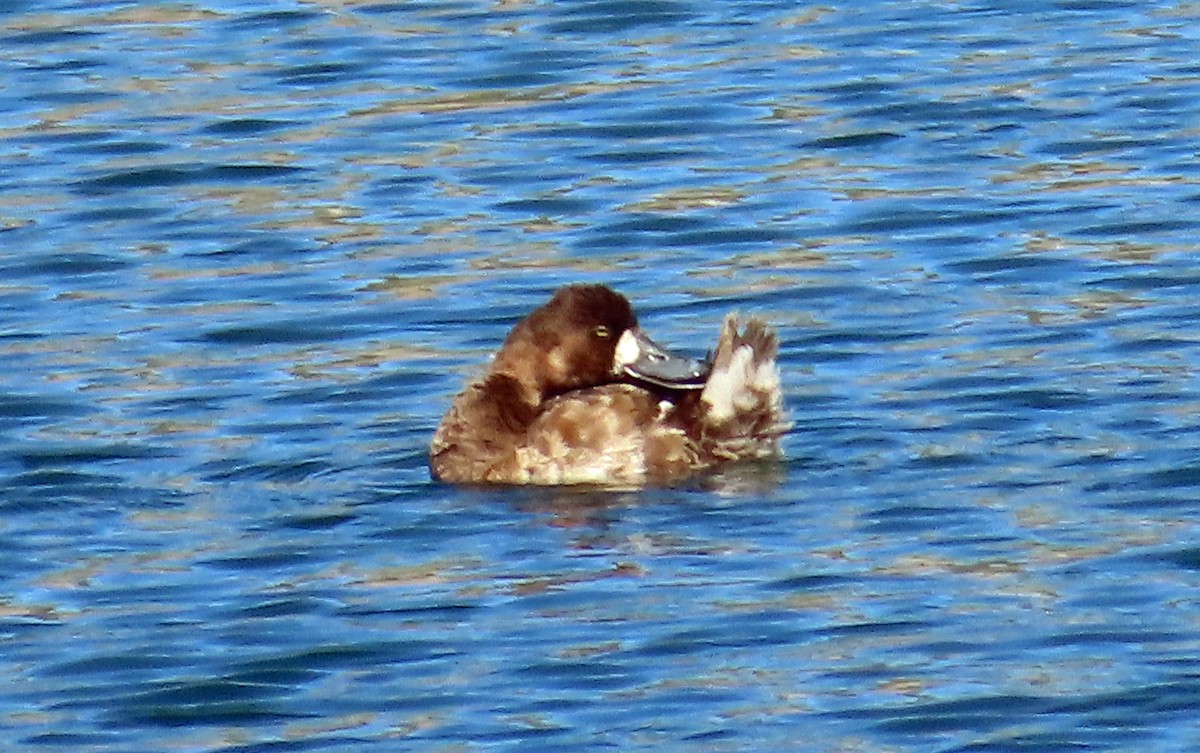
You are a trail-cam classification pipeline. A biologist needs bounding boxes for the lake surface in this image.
[3,0,1200,750]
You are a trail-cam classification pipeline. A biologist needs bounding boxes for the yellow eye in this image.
[593,325,611,338]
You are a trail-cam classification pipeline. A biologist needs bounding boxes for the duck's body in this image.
[429,284,786,486]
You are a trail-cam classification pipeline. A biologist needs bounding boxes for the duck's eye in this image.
[593,325,611,338]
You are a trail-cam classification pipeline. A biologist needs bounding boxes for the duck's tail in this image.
[696,315,788,461]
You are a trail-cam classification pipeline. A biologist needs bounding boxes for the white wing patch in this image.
[702,343,780,424]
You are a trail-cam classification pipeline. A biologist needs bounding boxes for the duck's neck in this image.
[480,372,541,434]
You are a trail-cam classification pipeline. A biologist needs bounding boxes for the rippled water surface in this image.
[4,1,1200,750]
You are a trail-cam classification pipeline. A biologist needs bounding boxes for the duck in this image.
[429,283,787,486]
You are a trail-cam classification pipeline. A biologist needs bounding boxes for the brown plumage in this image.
[429,284,787,486]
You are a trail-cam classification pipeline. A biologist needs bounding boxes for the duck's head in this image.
[492,284,709,397]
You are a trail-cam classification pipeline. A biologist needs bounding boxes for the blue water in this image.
[3,1,1200,750]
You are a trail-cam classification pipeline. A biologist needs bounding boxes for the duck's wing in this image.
[697,315,789,460]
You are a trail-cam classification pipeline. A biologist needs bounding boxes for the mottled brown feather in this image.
[429,285,786,486]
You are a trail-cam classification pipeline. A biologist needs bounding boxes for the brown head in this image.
[492,284,640,398]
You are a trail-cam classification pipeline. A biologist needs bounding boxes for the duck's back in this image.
[514,384,699,485]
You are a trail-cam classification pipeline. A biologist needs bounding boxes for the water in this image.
[3,0,1200,750]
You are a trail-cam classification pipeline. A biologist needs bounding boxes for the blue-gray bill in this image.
[622,330,711,390]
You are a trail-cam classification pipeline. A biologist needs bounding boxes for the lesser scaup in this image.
[430,284,786,485]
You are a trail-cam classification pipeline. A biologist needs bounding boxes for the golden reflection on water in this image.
[621,187,746,212]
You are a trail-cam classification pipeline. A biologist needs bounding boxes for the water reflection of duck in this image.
[430,284,787,486]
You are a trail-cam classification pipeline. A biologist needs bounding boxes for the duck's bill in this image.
[615,328,711,390]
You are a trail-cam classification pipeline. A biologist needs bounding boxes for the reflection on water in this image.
[4,0,1200,751]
